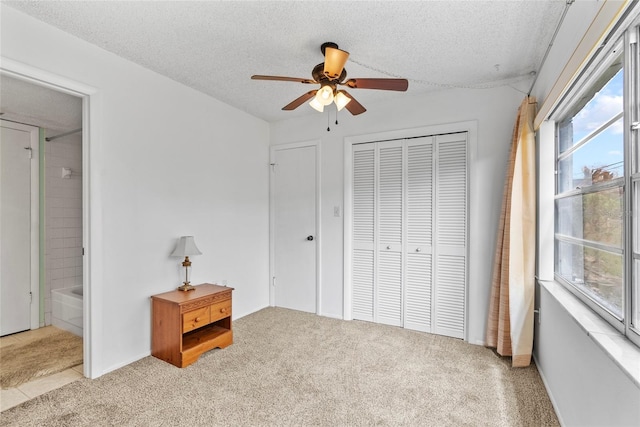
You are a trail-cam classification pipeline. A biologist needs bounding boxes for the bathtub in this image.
[51,286,83,337]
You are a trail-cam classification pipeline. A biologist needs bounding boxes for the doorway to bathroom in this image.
[0,74,85,398]
[1,75,84,337]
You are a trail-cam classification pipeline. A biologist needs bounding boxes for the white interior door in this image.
[1,121,39,336]
[272,144,317,313]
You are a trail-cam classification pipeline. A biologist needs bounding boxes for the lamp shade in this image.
[171,236,202,257]
[323,47,349,80]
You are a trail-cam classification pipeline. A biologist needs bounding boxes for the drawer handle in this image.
[194,317,201,322]
[220,308,227,313]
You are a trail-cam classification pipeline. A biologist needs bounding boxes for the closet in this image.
[350,132,468,339]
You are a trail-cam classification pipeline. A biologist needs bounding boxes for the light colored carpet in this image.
[0,329,83,389]
[0,307,558,426]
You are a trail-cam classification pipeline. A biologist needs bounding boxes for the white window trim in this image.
[537,10,640,385]
[539,118,640,390]
[538,279,640,387]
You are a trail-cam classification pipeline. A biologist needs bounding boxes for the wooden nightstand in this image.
[151,283,233,368]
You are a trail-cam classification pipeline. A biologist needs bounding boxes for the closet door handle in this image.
[307,235,314,241]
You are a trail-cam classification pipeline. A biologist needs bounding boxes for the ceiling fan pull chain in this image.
[335,108,339,126]
[327,110,331,132]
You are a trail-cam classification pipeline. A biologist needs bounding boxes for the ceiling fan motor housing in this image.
[312,63,347,84]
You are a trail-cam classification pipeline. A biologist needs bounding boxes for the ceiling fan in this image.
[251,42,408,116]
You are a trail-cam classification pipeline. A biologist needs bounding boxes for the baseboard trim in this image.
[319,312,344,320]
[99,350,151,378]
[532,353,565,427]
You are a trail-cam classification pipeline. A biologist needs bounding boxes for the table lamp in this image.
[171,236,202,291]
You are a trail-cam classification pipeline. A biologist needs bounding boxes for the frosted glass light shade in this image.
[309,97,324,112]
[334,91,351,111]
[171,236,202,257]
[316,85,334,106]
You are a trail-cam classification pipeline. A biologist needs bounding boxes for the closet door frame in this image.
[344,121,477,342]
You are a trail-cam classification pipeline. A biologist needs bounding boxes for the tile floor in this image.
[0,326,84,412]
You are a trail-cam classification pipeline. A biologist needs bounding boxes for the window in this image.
[554,19,639,345]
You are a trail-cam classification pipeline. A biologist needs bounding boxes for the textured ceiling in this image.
[3,1,566,124]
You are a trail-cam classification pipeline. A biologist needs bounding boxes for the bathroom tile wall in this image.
[44,131,82,325]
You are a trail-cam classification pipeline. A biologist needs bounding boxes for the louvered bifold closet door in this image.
[350,133,467,339]
[433,133,468,339]
[352,145,376,321]
[377,141,404,326]
[404,137,434,332]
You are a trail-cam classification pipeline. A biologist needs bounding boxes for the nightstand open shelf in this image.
[183,322,229,351]
[151,283,234,368]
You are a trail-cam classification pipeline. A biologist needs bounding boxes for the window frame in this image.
[627,20,640,342]
[552,16,640,347]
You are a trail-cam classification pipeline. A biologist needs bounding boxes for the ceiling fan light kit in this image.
[251,42,409,117]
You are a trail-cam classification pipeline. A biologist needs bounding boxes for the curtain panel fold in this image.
[486,96,537,368]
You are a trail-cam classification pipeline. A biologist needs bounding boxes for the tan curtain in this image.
[486,96,537,368]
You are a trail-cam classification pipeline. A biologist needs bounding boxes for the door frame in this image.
[1,58,102,379]
[0,120,40,331]
[269,140,321,314]
[343,121,477,342]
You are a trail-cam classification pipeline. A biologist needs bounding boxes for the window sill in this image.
[538,279,640,388]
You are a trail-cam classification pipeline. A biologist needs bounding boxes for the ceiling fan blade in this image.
[340,90,366,115]
[342,78,409,91]
[323,47,349,80]
[282,91,318,111]
[251,75,317,84]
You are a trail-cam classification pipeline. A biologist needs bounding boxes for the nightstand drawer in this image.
[210,299,231,322]
[183,306,210,333]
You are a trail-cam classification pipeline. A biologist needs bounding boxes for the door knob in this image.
[307,235,314,241]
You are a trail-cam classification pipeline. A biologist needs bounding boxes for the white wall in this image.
[535,284,640,426]
[44,131,83,326]
[271,84,524,345]
[1,6,270,376]
[532,1,640,425]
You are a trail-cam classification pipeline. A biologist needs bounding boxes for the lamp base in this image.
[177,283,196,292]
